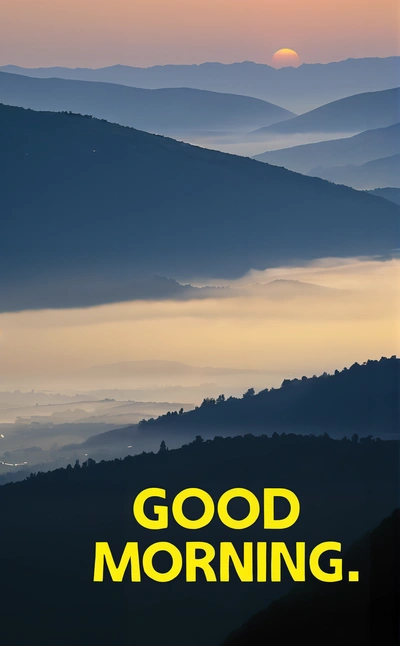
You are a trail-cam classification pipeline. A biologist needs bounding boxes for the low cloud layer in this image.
[0,257,398,389]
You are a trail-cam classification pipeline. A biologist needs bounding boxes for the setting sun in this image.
[272,48,301,67]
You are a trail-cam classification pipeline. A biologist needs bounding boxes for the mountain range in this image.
[139,356,399,434]
[310,153,400,189]
[80,357,400,448]
[254,122,400,174]
[79,360,266,380]
[367,187,400,205]
[2,56,399,113]
[0,71,294,139]
[247,87,400,139]
[1,104,399,312]
[0,274,226,311]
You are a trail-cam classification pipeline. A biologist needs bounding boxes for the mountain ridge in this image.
[1,104,399,312]
[2,56,399,112]
[253,122,400,173]
[0,71,294,138]
[138,355,399,434]
[77,356,400,448]
[80,360,268,378]
[309,153,400,189]
[247,87,400,139]
[366,187,400,205]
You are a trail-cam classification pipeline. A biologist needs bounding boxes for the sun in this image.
[272,48,301,68]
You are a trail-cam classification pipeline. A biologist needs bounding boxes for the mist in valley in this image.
[0,255,398,484]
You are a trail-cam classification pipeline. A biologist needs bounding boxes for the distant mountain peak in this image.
[1,57,399,113]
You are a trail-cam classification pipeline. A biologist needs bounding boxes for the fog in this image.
[0,256,398,386]
[0,255,398,481]
[178,131,354,158]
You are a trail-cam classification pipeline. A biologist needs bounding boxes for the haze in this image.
[0,257,398,391]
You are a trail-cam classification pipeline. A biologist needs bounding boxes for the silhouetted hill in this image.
[367,187,400,205]
[78,356,399,450]
[1,104,399,312]
[254,122,400,173]
[0,274,224,310]
[223,509,400,646]
[0,71,294,137]
[2,56,399,113]
[139,356,399,436]
[0,431,398,645]
[80,360,266,380]
[245,278,340,298]
[310,153,400,189]
[248,87,400,139]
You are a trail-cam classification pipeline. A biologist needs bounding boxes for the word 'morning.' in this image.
[133,487,300,530]
[93,541,359,583]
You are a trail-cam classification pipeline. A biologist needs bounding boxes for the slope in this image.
[138,356,400,436]
[253,122,400,173]
[2,56,399,113]
[0,71,294,137]
[310,153,400,189]
[248,87,400,138]
[0,431,398,645]
[367,187,400,205]
[1,104,399,311]
[223,510,400,646]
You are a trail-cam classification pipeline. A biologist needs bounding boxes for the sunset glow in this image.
[272,48,301,68]
[0,0,398,67]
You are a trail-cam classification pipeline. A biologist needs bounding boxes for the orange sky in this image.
[1,0,399,68]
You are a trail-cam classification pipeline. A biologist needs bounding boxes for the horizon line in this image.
[1,54,399,72]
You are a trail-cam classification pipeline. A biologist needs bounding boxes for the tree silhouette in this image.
[158,440,168,453]
[243,388,255,398]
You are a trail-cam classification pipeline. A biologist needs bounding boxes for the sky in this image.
[0,257,398,389]
[1,0,399,68]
